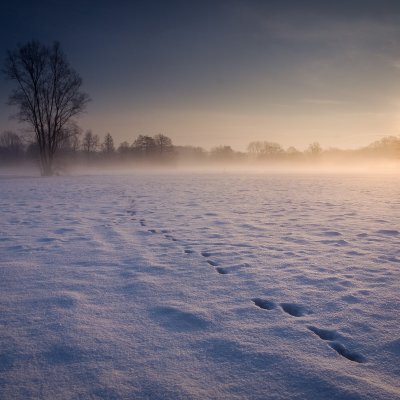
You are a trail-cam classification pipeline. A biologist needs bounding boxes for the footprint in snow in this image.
[253,296,307,317]
[280,303,309,317]
[307,326,339,341]
[202,251,221,269]
[37,237,57,243]
[199,251,225,273]
[184,249,195,254]
[54,228,74,235]
[322,231,342,237]
[329,342,366,363]
[376,229,399,236]
[164,234,178,242]
[307,326,366,363]
[252,298,276,310]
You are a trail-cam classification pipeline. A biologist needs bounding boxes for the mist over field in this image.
[2,130,400,177]
[1,1,400,399]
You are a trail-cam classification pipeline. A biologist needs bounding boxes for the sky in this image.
[1,0,400,151]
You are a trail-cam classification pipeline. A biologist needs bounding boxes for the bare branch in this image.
[2,41,90,175]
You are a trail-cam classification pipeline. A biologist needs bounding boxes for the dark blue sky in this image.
[2,0,400,149]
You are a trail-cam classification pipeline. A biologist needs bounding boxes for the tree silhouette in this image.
[306,142,322,158]
[154,134,173,156]
[367,136,400,158]
[116,141,131,162]
[247,141,284,159]
[286,146,302,160]
[0,131,23,161]
[102,133,115,155]
[133,135,156,157]
[210,145,235,161]
[3,41,90,175]
[82,130,99,153]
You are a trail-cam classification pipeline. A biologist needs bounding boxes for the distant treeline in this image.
[1,130,400,168]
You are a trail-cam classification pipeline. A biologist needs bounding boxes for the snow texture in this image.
[0,173,399,399]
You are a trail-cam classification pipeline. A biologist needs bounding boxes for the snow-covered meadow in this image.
[0,173,399,399]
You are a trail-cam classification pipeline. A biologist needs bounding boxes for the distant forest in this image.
[1,129,400,170]
[2,41,399,173]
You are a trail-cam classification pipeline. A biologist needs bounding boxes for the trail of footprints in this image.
[252,298,366,363]
[127,201,367,364]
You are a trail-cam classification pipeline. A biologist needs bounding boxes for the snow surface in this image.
[0,173,399,399]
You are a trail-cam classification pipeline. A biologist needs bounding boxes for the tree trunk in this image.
[40,154,53,176]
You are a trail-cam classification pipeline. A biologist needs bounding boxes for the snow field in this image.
[0,173,399,399]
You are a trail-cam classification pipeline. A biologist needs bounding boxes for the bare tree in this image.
[247,141,263,156]
[0,130,24,161]
[132,135,156,157]
[154,133,173,156]
[2,41,90,175]
[101,133,115,155]
[367,136,400,158]
[0,130,22,151]
[247,141,284,160]
[210,145,235,161]
[69,131,81,153]
[82,130,99,153]
[306,142,322,158]
[117,141,131,159]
